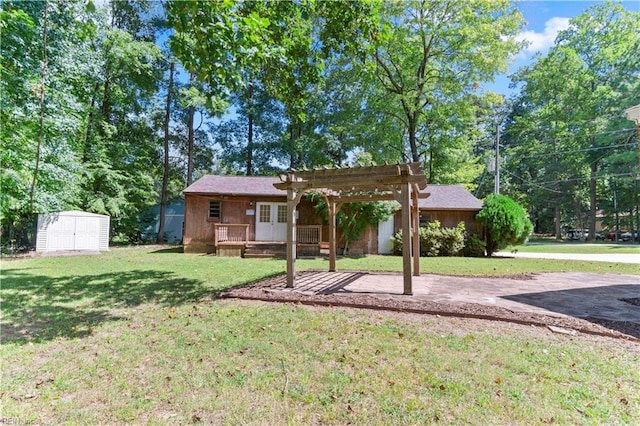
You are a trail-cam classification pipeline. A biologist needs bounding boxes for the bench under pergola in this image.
[274,162,429,295]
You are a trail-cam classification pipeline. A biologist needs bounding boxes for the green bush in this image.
[462,232,486,257]
[419,222,440,256]
[476,194,533,256]
[391,220,465,257]
[439,222,466,256]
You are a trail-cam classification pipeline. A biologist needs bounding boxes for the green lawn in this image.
[2,247,638,424]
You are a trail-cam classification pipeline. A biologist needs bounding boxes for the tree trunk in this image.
[588,160,598,241]
[428,147,433,182]
[157,61,174,243]
[101,77,111,119]
[246,81,254,176]
[186,72,195,186]
[29,0,48,215]
[288,122,295,169]
[82,83,100,163]
[554,203,561,239]
[408,115,419,162]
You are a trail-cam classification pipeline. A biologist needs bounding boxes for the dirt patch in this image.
[222,274,640,342]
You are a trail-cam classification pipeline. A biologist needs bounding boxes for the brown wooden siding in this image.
[183,194,324,247]
[184,194,480,254]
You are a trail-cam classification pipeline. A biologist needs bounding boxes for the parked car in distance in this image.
[566,229,585,240]
[607,231,622,240]
[566,229,603,240]
[590,231,604,240]
[620,231,639,242]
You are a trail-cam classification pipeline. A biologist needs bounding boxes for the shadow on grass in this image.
[1,268,205,344]
[608,244,640,250]
[150,246,184,254]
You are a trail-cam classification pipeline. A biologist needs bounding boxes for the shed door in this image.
[74,216,100,250]
[255,202,287,241]
[48,216,77,251]
[377,216,395,254]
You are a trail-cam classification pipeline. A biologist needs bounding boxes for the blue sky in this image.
[485,0,640,97]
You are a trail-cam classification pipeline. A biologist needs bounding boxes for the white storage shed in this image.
[36,211,110,252]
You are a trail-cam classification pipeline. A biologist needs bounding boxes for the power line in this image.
[505,169,636,189]
[503,170,563,194]
[503,127,636,145]
[504,141,635,158]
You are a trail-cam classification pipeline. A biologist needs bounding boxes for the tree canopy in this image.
[1,0,637,249]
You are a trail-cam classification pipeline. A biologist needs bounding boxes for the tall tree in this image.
[365,0,524,163]
[1,0,92,245]
[508,1,640,238]
[157,61,174,243]
[28,0,48,214]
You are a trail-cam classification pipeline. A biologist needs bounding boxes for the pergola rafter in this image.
[274,162,428,295]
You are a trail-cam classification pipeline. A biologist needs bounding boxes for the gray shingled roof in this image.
[184,175,284,197]
[419,185,482,210]
[184,176,482,210]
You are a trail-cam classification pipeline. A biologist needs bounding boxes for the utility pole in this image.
[494,125,500,194]
[624,105,640,244]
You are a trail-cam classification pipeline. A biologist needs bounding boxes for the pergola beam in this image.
[274,176,426,192]
[326,192,430,204]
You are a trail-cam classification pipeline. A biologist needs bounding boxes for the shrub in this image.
[476,194,533,256]
[462,232,486,257]
[438,222,466,256]
[391,220,465,257]
[418,222,440,256]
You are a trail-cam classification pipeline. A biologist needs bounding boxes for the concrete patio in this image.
[270,271,640,325]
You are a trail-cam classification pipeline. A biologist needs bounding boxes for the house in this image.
[183,175,483,255]
[377,185,483,254]
[183,175,324,255]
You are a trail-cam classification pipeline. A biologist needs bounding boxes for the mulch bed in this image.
[221,274,640,342]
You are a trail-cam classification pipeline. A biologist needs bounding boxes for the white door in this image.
[377,216,395,254]
[48,216,76,251]
[74,216,100,250]
[255,202,288,241]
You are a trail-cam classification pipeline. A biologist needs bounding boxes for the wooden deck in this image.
[214,224,322,258]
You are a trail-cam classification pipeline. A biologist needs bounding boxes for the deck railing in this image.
[214,223,250,246]
[214,223,321,246]
[297,225,322,245]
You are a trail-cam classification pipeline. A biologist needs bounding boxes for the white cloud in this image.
[516,17,571,54]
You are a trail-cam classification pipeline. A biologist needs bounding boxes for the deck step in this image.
[244,242,286,259]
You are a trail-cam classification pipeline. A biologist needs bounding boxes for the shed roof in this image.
[39,210,110,218]
[419,185,482,211]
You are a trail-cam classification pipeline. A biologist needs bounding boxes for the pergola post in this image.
[400,182,413,295]
[412,187,420,277]
[327,197,338,272]
[286,189,304,288]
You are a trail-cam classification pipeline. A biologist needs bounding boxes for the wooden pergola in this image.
[273,162,428,295]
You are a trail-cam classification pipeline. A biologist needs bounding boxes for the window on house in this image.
[259,204,270,223]
[419,213,430,224]
[209,201,221,219]
[277,205,287,223]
